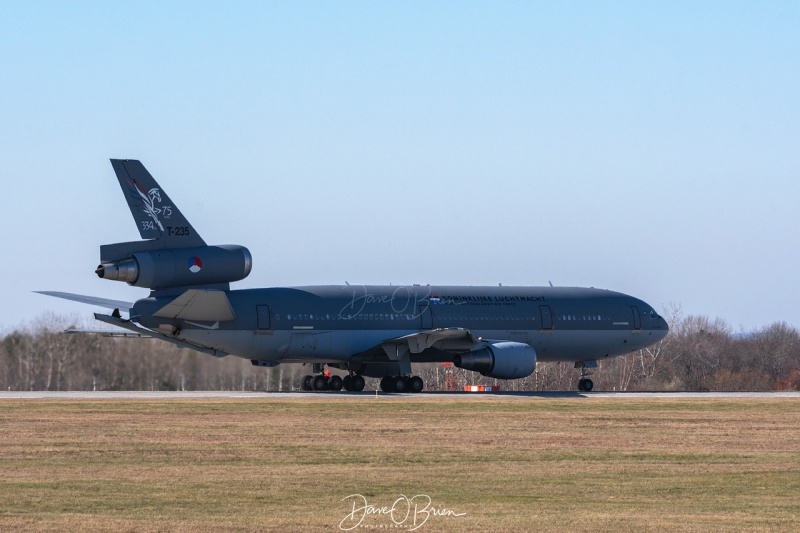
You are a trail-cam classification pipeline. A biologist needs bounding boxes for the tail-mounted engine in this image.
[453,341,537,379]
[96,244,252,289]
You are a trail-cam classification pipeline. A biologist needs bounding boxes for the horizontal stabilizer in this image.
[94,313,226,357]
[65,329,150,338]
[153,289,235,321]
[35,291,133,311]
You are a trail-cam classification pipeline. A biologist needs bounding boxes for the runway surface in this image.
[2,390,799,399]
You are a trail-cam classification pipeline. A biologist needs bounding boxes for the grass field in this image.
[1,396,799,532]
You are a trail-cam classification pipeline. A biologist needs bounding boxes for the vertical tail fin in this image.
[110,159,206,247]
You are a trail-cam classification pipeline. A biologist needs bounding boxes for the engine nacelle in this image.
[453,341,537,379]
[96,245,252,289]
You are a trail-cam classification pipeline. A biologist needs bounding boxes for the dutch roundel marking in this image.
[188,256,203,273]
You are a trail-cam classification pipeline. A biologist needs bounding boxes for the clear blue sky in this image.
[1,1,798,332]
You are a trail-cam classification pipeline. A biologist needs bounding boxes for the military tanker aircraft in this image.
[40,160,669,392]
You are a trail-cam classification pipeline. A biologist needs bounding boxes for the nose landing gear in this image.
[575,360,597,392]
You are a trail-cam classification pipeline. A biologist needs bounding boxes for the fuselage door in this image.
[257,305,271,330]
[539,305,554,330]
[631,306,641,330]
[418,301,432,329]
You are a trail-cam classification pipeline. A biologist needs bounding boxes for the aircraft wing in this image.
[349,327,484,374]
[383,327,482,355]
[35,291,133,310]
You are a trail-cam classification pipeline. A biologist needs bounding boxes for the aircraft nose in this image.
[654,315,670,340]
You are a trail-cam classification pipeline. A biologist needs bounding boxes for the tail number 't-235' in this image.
[167,227,191,236]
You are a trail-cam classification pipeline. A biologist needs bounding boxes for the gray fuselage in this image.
[133,284,669,368]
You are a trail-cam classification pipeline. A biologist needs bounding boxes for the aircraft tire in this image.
[351,375,366,392]
[343,375,353,391]
[312,375,329,391]
[391,376,407,393]
[583,378,594,392]
[329,375,343,391]
[380,376,394,392]
[409,376,424,393]
[302,375,314,391]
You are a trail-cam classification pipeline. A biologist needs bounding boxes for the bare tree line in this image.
[2,307,800,392]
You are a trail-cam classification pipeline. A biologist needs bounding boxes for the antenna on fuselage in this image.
[549,281,553,287]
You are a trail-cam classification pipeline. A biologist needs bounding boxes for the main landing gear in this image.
[379,375,424,393]
[301,373,365,392]
[343,374,366,392]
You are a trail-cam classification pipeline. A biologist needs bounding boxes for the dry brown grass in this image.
[1,396,799,532]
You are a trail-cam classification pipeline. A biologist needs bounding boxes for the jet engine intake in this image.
[96,245,252,289]
[453,341,537,379]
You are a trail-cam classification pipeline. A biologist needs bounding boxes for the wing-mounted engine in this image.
[97,242,252,289]
[454,341,537,379]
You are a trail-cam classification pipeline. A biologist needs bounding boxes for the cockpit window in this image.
[648,309,660,319]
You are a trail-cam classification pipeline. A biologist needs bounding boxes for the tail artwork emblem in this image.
[127,180,172,232]
[188,256,203,273]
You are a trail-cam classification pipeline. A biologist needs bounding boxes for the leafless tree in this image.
[3,311,800,392]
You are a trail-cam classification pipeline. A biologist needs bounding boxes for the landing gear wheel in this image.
[329,375,343,391]
[343,375,353,391]
[380,376,394,392]
[578,378,594,392]
[312,375,329,391]
[409,376,424,393]
[391,376,407,393]
[350,375,366,392]
[302,375,314,391]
